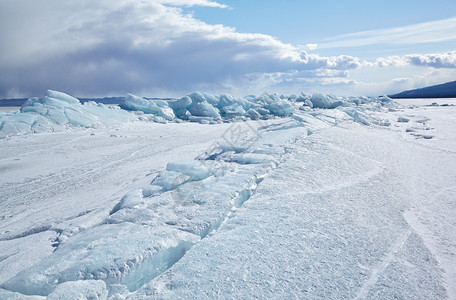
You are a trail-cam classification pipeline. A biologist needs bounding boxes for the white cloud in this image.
[318,17,456,49]
[405,51,456,68]
[157,0,229,8]
[363,51,456,69]
[305,43,318,51]
[299,52,361,70]
[370,56,407,68]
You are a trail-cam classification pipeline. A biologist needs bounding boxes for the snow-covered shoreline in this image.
[0,93,455,299]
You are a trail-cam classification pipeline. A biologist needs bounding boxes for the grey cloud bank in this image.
[0,0,360,97]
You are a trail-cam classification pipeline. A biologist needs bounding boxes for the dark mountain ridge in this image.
[389,80,456,98]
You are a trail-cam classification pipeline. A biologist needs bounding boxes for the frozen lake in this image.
[0,107,19,113]
[0,92,455,299]
[394,97,456,106]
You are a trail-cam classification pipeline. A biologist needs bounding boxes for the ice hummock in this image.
[120,94,175,121]
[0,90,134,138]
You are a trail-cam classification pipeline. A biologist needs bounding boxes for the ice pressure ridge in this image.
[0,90,394,138]
[120,92,393,124]
[1,107,376,298]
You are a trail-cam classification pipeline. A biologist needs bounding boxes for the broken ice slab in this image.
[2,223,199,296]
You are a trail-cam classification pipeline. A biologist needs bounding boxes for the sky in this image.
[0,0,455,98]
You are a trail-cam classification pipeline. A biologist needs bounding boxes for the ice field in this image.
[0,91,455,299]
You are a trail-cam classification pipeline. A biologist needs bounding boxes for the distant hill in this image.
[0,98,28,107]
[389,80,456,98]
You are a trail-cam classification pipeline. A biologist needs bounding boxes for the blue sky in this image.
[191,0,456,46]
[0,0,455,98]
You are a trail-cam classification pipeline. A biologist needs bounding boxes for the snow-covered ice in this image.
[0,92,455,299]
[47,280,108,300]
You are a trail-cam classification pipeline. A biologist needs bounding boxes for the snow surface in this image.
[0,92,455,299]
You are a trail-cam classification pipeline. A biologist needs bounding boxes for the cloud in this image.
[219,69,355,97]
[303,44,318,51]
[318,17,456,49]
[281,55,456,96]
[0,0,364,98]
[405,51,456,68]
[299,52,361,70]
[372,56,407,68]
[157,0,229,8]
[1,1,453,98]
[363,51,456,69]
[352,69,456,96]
